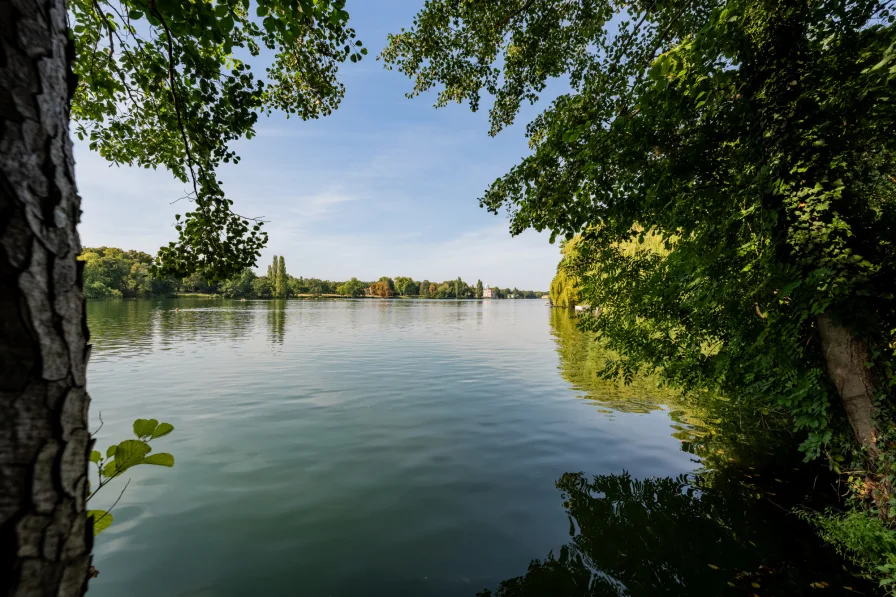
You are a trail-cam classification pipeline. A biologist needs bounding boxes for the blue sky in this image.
[74,0,563,290]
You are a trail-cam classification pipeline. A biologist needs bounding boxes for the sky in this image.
[73,0,565,290]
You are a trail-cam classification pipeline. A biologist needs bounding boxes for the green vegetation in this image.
[549,237,583,308]
[384,0,896,589]
[79,247,178,298]
[336,277,366,298]
[81,248,544,300]
[88,418,175,538]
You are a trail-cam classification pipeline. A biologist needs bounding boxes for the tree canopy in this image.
[71,0,365,279]
[382,0,896,458]
[79,247,177,298]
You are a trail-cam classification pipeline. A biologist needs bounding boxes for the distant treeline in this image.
[80,248,545,300]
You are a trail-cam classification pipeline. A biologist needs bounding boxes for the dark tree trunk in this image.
[817,313,878,457]
[0,0,92,593]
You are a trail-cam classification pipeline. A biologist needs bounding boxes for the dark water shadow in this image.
[477,469,872,596]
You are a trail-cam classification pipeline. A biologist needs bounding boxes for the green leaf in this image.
[214,4,228,17]
[128,9,143,19]
[101,460,118,478]
[151,422,175,439]
[143,453,175,467]
[113,439,152,473]
[256,5,268,16]
[780,280,801,297]
[90,450,101,464]
[106,445,117,458]
[88,510,113,536]
[133,418,159,438]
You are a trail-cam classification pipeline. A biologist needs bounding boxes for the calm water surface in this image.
[85,299,864,596]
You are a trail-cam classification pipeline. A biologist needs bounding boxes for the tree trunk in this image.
[817,313,878,457]
[0,0,92,593]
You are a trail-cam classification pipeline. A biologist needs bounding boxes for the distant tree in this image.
[220,268,257,298]
[337,277,366,297]
[180,271,219,295]
[429,283,439,297]
[277,256,287,298]
[476,280,484,299]
[302,277,324,296]
[252,277,273,299]
[270,255,287,298]
[378,277,396,293]
[371,280,394,298]
[435,282,452,299]
[80,247,178,298]
[455,277,464,299]
[395,276,418,296]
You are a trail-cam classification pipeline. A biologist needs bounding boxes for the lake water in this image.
[85,298,867,596]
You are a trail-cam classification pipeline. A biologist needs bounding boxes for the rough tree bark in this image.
[0,0,93,593]
[817,313,878,457]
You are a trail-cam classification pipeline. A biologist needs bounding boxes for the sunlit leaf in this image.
[88,510,113,536]
[133,419,159,438]
[142,453,175,467]
[151,423,175,439]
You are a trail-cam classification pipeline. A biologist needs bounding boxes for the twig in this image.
[91,0,115,57]
[90,478,131,528]
[91,411,105,438]
[498,0,537,30]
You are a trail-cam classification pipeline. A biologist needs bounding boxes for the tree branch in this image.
[149,0,201,200]
[90,478,131,528]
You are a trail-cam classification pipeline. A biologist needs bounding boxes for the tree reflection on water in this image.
[478,470,868,596]
[484,311,873,596]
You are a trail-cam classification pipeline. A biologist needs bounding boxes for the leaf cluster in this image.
[87,418,176,536]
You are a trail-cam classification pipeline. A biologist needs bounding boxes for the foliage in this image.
[252,276,273,298]
[220,267,257,297]
[80,247,177,298]
[268,255,288,298]
[549,237,584,308]
[370,279,395,298]
[70,0,365,280]
[799,508,896,593]
[382,0,896,456]
[88,418,175,537]
[337,277,366,297]
[394,276,418,296]
[476,279,484,299]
